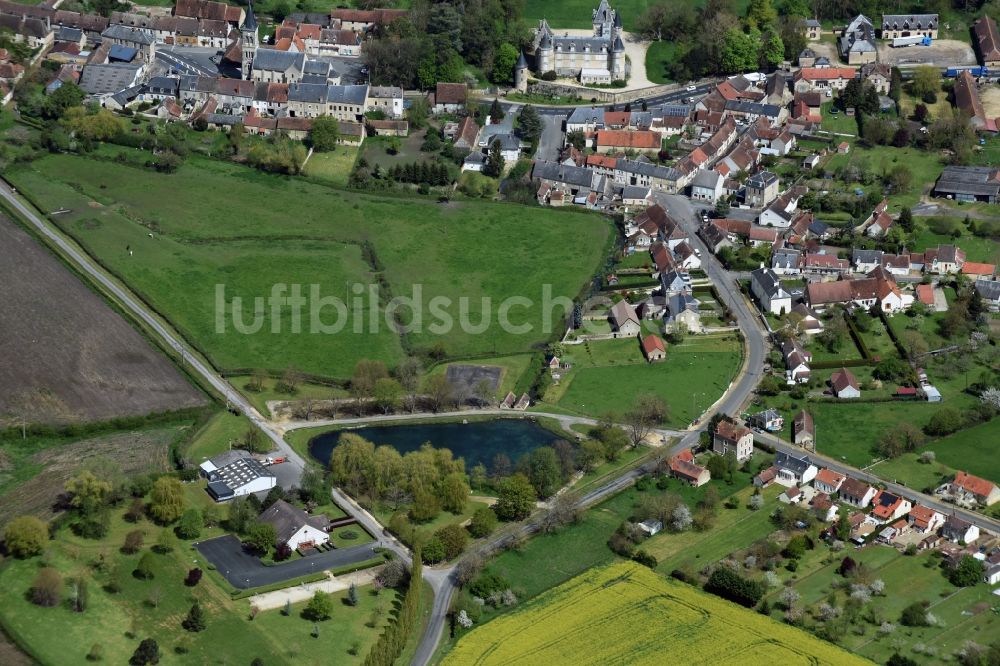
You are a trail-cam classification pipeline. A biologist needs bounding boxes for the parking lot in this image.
[195,534,382,589]
[878,39,976,68]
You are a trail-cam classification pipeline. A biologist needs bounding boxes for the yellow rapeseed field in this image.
[443,562,872,665]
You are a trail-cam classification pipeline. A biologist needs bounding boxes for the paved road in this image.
[498,83,715,117]
[195,535,380,589]
[535,113,566,162]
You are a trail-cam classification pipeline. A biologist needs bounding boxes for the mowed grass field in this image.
[544,334,742,426]
[443,562,870,666]
[524,0,750,32]
[7,155,609,379]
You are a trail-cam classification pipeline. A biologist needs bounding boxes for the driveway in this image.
[195,535,381,589]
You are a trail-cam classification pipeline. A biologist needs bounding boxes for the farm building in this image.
[201,452,277,501]
[934,166,1000,203]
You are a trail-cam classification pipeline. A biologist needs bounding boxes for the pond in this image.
[308,418,563,471]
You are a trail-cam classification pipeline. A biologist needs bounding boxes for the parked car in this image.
[686,84,697,91]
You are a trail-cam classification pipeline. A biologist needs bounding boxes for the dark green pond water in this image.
[308,418,561,470]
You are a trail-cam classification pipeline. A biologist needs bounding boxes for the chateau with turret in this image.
[529,0,626,84]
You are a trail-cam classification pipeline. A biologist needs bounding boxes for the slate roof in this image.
[102,23,155,45]
[975,280,1000,301]
[775,451,813,476]
[258,499,327,544]
[566,105,603,126]
[79,63,142,95]
[936,165,1000,198]
[252,48,306,73]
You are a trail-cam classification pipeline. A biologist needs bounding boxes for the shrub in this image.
[31,567,62,607]
[900,600,931,626]
[184,568,202,587]
[422,537,446,563]
[435,524,468,560]
[468,506,498,538]
[469,572,509,599]
[175,509,202,540]
[704,567,766,607]
[134,553,155,580]
[129,638,160,666]
[122,530,144,554]
[632,550,657,568]
[87,644,104,662]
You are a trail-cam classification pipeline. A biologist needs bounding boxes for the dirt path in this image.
[246,568,381,611]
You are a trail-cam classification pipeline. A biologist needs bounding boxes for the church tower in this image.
[240,0,258,80]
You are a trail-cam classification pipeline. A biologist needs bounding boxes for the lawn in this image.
[819,102,858,136]
[7,154,610,380]
[868,452,956,493]
[644,40,678,85]
[302,146,359,188]
[757,390,978,468]
[524,0,750,32]
[0,505,393,666]
[543,334,743,426]
[444,562,869,666]
[927,417,1000,483]
[183,410,253,463]
[910,222,1000,265]
[823,143,946,209]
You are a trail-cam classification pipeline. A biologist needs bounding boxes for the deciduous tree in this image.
[3,515,49,558]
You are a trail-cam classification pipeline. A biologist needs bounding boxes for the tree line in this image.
[363,0,528,90]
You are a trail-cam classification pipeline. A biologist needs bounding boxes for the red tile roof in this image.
[953,471,998,498]
[916,283,935,305]
[595,130,660,149]
[716,420,750,441]
[815,468,844,488]
[641,334,666,356]
[961,262,995,276]
[795,67,857,81]
[909,504,939,530]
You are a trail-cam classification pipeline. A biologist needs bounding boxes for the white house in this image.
[713,420,754,462]
[690,170,724,204]
[941,514,979,544]
[907,504,945,533]
[750,267,792,315]
[814,468,845,495]
[839,478,877,508]
[773,451,818,486]
[258,500,330,550]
